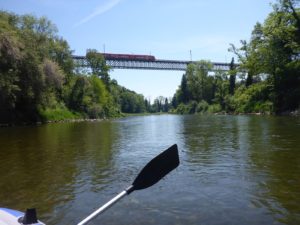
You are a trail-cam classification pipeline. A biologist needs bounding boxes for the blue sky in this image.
[1,0,274,101]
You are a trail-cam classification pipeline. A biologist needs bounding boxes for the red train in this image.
[101,53,155,61]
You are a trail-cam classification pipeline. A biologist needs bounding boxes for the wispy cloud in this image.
[74,0,122,27]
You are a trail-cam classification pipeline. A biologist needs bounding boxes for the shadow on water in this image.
[247,116,300,224]
[0,121,117,225]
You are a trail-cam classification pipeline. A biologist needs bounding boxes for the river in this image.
[0,115,299,225]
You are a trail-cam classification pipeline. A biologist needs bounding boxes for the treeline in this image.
[0,11,164,125]
[172,0,300,114]
[1,0,299,124]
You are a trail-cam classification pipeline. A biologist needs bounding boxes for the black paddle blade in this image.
[131,144,179,192]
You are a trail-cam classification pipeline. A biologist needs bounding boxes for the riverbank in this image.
[0,118,106,127]
[122,112,169,117]
[1,109,299,128]
[210,110,299,116]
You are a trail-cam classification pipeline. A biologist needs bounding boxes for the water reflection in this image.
[0,115,299,225]
[0,121,117,224]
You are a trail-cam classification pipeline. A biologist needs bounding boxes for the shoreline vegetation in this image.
[1,109,299,128]
[1,0,299,126]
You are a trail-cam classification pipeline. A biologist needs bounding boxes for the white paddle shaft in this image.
[77,190,128,225]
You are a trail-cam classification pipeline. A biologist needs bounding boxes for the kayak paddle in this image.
[77,144,179,225]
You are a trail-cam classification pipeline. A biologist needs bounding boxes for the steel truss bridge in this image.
[72,55,236,71]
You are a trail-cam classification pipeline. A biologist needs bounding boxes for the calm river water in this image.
[0,115,299,225]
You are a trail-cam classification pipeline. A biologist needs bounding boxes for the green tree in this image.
[185,60,213,102]
[178,74,189,103]
[213,70,229,110]
[152,98,161,113]
[229,57,236,95]
[69,76,91,112]
[86,49,110,86]
[164,98,169,112]
[171,95,178,109]
[90,75,108,106]
[229,0,300,112]
[68,75,109,118]
[144,98,151,112]
[119,89,146,113]
[0,11,76,123]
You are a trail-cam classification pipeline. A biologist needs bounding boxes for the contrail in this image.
[74,0,122,27]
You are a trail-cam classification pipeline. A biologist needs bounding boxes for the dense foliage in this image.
[0,11,74,123]
[0,11,151,124]
[172,0,300,114]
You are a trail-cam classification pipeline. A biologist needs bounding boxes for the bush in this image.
[175,103,189,114]
[187,101,198,113]
[38,105,80,122]
[223,95,235,112]
[196,100,209,113]
[87,104,104,119]
[208,104,222,113]
[232,82,272,113]
[253,101,273,114]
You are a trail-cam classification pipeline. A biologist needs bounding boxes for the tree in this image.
[276,0,300,44]
[0,11,78,123]
[229,0,300,112]
[144,98,151,112]
[164,98,169,112]
[86,49,110,86]
[213,70,229,110]
[229,57,236,95]
[258,1,300,111]
[89,75,108,106]
[152,98,161,112]
[229,22,269,87]
[179,74,189,103]
[119,89,146,113]
[0,23,22,122]
[49,38,74,78]
[185,61,213,102]
[69,76,91,112]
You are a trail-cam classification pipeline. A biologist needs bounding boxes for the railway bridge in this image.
[72,53,237,71]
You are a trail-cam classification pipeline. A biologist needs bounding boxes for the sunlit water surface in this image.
[0,115,299,225]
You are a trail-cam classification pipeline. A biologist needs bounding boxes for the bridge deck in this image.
[72,55,235,71]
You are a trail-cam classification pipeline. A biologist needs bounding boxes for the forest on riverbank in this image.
[172,0,300,115]
[0,10,161,125]
[1,0,299,125]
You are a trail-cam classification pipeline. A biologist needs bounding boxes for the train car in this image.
[102,53,155,61]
